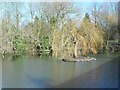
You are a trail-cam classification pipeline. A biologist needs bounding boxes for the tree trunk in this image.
[74,41,78,58]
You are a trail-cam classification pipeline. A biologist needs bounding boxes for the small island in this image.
[60,57,96,62]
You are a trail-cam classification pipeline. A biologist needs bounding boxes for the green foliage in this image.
[11,26,26,54]
[38,36,50,50]
[13,36,26,53]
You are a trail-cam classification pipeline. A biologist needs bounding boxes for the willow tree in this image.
[80,13,104,55]
[52,13,104,59]
[39,2,81,58]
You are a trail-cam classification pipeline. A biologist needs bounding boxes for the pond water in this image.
[0,58,2,89]
[2,53,119,88]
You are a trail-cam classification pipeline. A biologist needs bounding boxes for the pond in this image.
[1,53,119,88]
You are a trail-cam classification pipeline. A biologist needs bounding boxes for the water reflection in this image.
[55,58,118,88]
[2,54,119,88]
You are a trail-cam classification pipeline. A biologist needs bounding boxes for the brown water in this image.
[2,53,119,88]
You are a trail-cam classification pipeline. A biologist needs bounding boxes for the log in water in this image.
[61,57,96,62]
